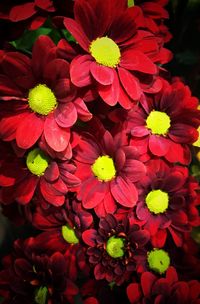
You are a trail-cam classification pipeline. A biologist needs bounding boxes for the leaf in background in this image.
[61,29,76,43]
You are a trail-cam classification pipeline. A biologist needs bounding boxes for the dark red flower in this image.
[0,237,79,304]
[0,35,92,153]
[82,214,150,285]
[0,142,80,206]
[62,0,165,109]
[124,79,200,164]
[73,129,146,217]
[127,266,200,304]
[135,159,200,247]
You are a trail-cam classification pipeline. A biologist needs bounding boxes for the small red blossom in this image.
[73,129,146,217]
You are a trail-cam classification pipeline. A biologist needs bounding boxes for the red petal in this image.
[111,176,138,207]
[118,67,142,100]
[0,112,29,141]
[70,55,93,87]
[44,162,59,182]
[127,283,142,304]
[141,272,157,297]
[16,113,44,149]
[82,229,98,247]
[90,62,114,85]
[118,84,133,110]
[81,178,107,209]
[55,102,77,128]
[43,58,70,87]
[98,70,119,106]
[15,175,38,204]
[29,16,46,30]
[35,0,55,12]
[44,114,70,152]
[73,98,92,122]
[40,178,65,206]
[166,267,178,285]
[149,135,170,156]
[122,159,146,182]
[9,3,36,21]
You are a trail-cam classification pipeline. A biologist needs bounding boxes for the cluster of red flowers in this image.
[0,0,199,303]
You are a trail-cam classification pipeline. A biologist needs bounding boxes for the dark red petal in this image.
[127,283,142,304]
[73,98,93,121]
[9,3,36,21]
[14,258,32,277]
[15,175,38,204]
[16,113,44,149]
[64,18,90,51]
[44,162,59,182]
[29,16,46,30]
[35,0,55,12]
[55,102,77,128]
[0,112,29,141]
[130,230,150,246]
[166,267,178,285]
[81,178,107,209]
[104,192,117,214]
[98,70,119,106]
[82,229,98,246]
[122,159,146,182]
[165,141,191,165]
[169,124,198,144]
[118,84,133,110]
[94,264,105,280]
[111,176,138,207]
[44,114,70,152]
[149,135,170,156]
[40,178,65,206]
[90,62,114,85]
[118,67,142,100]
[43,58,70,87]
[70,55,93,87]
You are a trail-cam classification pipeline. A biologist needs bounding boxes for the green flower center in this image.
[35,286,48,304]
[62,224,79,244]
[106,236,125,258]
[28,84,57,115]
[91,155,116,182]
[89,37,121,68]
[146,110,171,135]
[26,148,49,176]
[128,0,134,7]
[145,189,169,214]
[147,249,170,274]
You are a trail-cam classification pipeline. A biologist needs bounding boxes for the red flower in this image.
[73,129,146,217]
[127,266,200,304]
[0,237,79,304]
[135,159,200,247]
[0,142,80,206]
[0,0,55,30]
[124,79,200,164]
[82,214,150,285]
[63,0,164,109]
[0,35,92,153]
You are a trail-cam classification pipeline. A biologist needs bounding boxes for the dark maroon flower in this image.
[135,159,200,247]
[82,214,150,285]
[0,237,79,304]
[73,129,146,217]
[127,266,200,304]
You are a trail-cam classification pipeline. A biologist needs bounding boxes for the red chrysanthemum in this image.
[135,159,200,247]
[127,266,200,304]
[0,0,55,30]
[63,0,165,109]
[123,79,200,164]
[82,214,150,285]
[73,129,146,217]
[0,35,92,153]
[0,141,80,206]
[0,237,79,304]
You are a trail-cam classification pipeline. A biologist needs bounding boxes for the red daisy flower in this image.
[0,142,80,206]
[0,0,55,30]
[127,266,200,304]
[0,237,79,304]
[63,0,164,109]
[82,214,150,285]
[0,35,92,153]
[73,129,146,217]
[124,79,200,164]
[135,159,200,247]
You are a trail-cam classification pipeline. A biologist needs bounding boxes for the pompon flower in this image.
[0,142,80,206]
[124,79,200,164]
[135,159,200,247]
[63,0,164,109]
[0,35,92,153]
[73,129,146,217]
[0,0,56,30]
[127,266,200,304]
[0,237,79,304]
[82,214,150,285]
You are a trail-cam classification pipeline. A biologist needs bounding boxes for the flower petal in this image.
[90,62,114,85]
[70,55,93,87]
[55,102,77,128]
[9,3,36,21]
[118,67,142,100]
[149,135,170,156]
[111,176,138,207]
[15,175,38,204]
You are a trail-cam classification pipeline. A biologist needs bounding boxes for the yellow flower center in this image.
[106,236,125,258]
[28,84,57,115]
[62,224,79,244]
[146,110,171,135]
[128,0,135,7]
[91,155,116,182]
[26,148,49,176]
[147,249,170,274]
[35,286,48,304]
[145,189,169,214]
[89,37,121,68]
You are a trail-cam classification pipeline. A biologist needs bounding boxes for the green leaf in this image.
[61,29,76,43]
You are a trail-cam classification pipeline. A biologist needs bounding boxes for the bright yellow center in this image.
[35,286,48,304]
[146,110,171,135]
[26,148,49,176]
[89,37,121,68]
[91,155,116,182]
[28,84,57,115]
[128,0,134,7]
[147,249,170,274]
[106,236,125,258]
[62,224,79,244]
[145,189,169,214]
